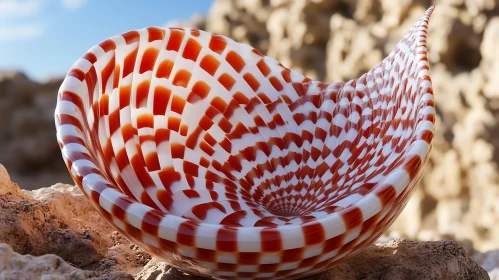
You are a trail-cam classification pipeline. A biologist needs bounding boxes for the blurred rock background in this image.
[1,0,499,256]
[0,71,71,190]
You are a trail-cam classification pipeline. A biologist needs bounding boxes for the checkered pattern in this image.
[54,7,435,279]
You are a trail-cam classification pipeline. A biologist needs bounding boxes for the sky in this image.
[0,0,214,82]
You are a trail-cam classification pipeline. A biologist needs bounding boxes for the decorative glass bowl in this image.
[55,7,435,279]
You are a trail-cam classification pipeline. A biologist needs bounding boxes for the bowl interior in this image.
[63,25,428,227]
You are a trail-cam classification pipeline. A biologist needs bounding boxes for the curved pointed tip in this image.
[415,5,435,84]
[428,8,435,22]
[422,6,435,23]
[419,6,433,44]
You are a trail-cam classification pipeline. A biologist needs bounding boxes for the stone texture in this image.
[0,164,24,198]
[0,165,493,279]
[474,249,499,280]
[0,243,96,280]
[134,240,489,280]
[0,164,149,278]
[307,239,490,280]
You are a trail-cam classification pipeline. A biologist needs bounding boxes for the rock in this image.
[474,249,499,278]
[0,167,149,278]
[0,166,491,279]
[326,13,383,82]
[0,164,24,198]
[305,239,489,280]
[0,182,113,268]
[135,259,206,280]
[423,150,462,199]
[134,240,489,280]
[0,243,96,280]
[492,270,499,280]
[0,71,73,191]
[481,17,499,99]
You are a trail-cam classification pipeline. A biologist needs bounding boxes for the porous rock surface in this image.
[0,164,148,279]
[0,165,492,279]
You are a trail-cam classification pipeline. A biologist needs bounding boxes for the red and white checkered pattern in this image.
[54,7,435,279]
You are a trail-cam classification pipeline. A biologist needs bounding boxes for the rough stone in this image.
[0,243,96,280]
[474,249,499,279]
[0,166,492,279]
[136,240,490,280]
[0,164,24,198]
[0,167,149,278]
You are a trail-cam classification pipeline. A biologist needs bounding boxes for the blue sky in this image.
[0,0,214,81]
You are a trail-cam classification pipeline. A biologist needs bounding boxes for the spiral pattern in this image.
[55,7,435,279]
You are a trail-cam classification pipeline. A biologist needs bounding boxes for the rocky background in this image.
[1,0,499,273]
[0,71,73,189]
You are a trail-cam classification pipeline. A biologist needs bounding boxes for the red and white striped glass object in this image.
[55,6,435,279]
